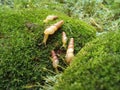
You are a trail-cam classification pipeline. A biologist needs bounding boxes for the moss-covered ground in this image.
[0,8,96,89]
[54,30,120,90]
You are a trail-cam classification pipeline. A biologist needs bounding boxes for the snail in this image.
[42,20,64,45]
[43,15,58,23]
[90,18,103,32]
[51,50,59,73]
[62,31,67,48]
[65,38,74,64]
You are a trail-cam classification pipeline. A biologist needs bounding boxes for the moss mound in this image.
[54,30,120,90]
[0,8,96,89]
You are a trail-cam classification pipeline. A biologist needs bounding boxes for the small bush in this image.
[0,8,96,89]
[54,30,120,90]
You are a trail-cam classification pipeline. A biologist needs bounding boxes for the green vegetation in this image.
[54,30,120,90]
[0,0,119,90]
[0,8,96,89]
[0,0,119,31]
[58,0,120,32]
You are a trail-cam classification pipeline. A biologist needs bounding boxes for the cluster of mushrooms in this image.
[42,15,74,72]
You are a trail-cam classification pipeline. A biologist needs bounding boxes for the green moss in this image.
[54,30,120,90]
[0,8,96,89]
